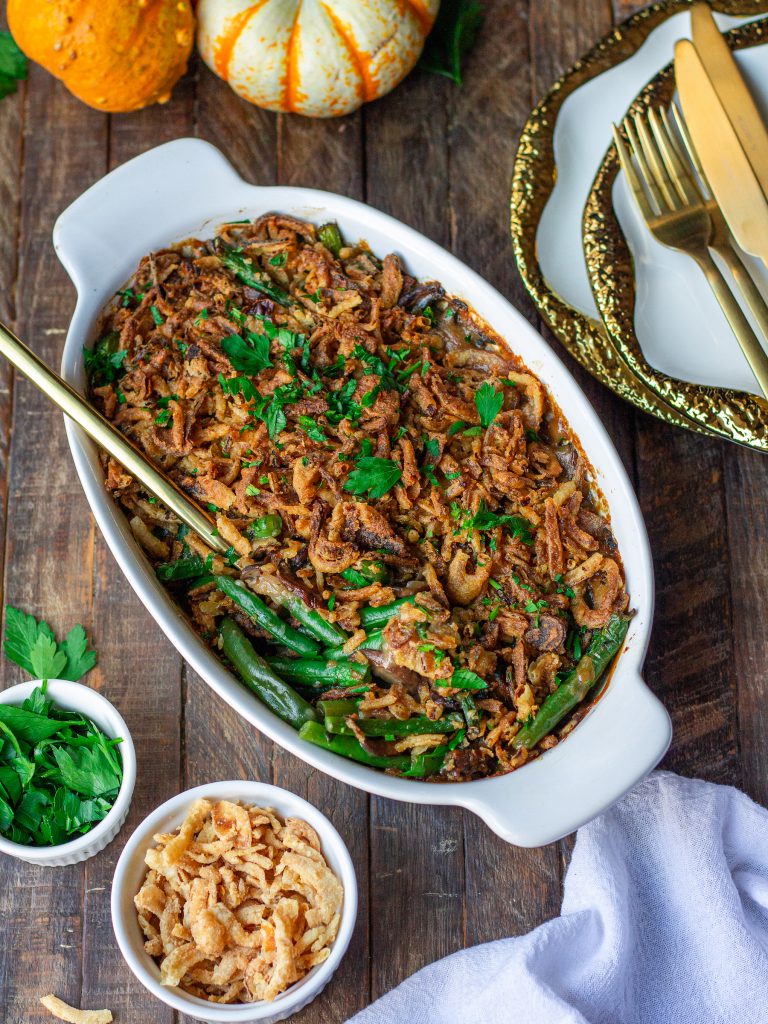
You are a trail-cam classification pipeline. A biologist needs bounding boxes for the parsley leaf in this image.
[217,245,290,305]
[419,0,484,86]
[475,381,503,429]
[3,607,97,682]
[469,503,534,545]
[84,333,126,386]
[0,32,27,100]
[222,332,272,375]
[299,416,328,444]
[219,373,259,403]
[344,457,402,500]
[437,667,488,690]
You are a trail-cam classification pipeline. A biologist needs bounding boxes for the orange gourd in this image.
[7,0,195,113]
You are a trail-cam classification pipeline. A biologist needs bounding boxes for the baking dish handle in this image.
[53,138,251,294]
[459,675,671,847]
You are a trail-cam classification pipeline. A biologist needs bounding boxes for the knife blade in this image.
[676,38,768,266]
[691,2,768,201]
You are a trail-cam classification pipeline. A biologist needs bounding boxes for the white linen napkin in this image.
[348,771,768,1024]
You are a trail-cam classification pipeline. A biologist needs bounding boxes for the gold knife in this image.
[676,38,768,267]
[691,3,768,202]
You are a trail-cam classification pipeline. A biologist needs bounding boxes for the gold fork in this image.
[612,107,768,399]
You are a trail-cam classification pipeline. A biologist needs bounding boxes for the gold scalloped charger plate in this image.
[511,0,768,438]
[584,18,768,450]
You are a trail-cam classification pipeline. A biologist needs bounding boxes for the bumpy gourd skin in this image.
[7,0,195,112]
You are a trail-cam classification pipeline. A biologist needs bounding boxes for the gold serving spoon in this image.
[0,321,229,555]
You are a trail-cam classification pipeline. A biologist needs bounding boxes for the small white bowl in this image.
[111,781,358,1024]
[0,678,136,866]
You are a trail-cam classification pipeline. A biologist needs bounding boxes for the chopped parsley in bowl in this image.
[0,608,136,866]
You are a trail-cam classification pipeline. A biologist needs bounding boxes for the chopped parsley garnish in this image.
[84,333,126,386]
[469,503,534,545]
[117,288,135,307]
[219,373,259,403]
[0,608,119,848]
[221,331,272,375]
[437,667,487,691]
[344,457,402,500]
[326,377,362,425]
[298,416,328,444]
[269,252,287,267]
[475,381,503,428]
[194,308,209,326]
[150,305,164,326]
[245,484,260,496]
[447,421,466,437]
[218,245,290,305]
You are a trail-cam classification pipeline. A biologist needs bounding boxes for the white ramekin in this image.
[111,780,357,1024]
[0,678,136,866]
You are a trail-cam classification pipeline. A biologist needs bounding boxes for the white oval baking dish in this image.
[54,138,671,848]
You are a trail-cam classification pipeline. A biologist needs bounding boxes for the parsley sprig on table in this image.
[0,32,27,100]
[0,607,123,848]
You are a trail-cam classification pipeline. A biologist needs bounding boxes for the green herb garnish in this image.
[474,381,503,429]
[0,608,120,848]
[344,457,402,500]
[0,32,28,100]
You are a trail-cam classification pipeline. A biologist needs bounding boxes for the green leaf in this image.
[4,606,55,675]
[221,333,272,375]
[0,792,13,832]
[0,32,27,100]
[219,372,260,402]
[218,246,290,305]
[439,667,488,690]
[29,633,67,681]
[475,381,504,429]
[0,33,28,81]
[0,705,69,745]
[60,625,97,681]
[419,0,484,86]
[469,503,534,545]
[343,457,402,500]
[51,744,122,799]
[84,333,126,386]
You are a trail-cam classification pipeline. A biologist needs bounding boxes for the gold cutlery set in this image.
[614,3,768,401]
[513,1,768,451]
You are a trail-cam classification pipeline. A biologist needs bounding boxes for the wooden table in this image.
[1,2,765,1021]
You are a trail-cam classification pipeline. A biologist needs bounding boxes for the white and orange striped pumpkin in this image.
[197,0,440,118]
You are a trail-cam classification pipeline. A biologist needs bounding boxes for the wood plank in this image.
[79,78,200,1023]
[364,46,467,1001]
[723,446,768,807]
[635,423,738,784]
[0,64,107,1024]
[0,2,24,608]
[271,107,370,1023]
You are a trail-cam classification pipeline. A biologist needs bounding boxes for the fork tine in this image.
[670,103,711,194]
[612,123,656,222]
[632,111,680,212]
[621,116,664,216]
[650,107,702,206]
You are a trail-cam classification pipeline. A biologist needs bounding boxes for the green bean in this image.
[299,721,411,771]
[156,552,210,582]
[215,577,320,657]
[323,629,384,661]
[267,658,371,687]
[512,614,629,751]
[219,618,317,730]
[401,744,449,778]
[318,699,361,718]
[324,714,462,738]
[248,514,282,539]
[360,597,416,630]
[317,222,343,257]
